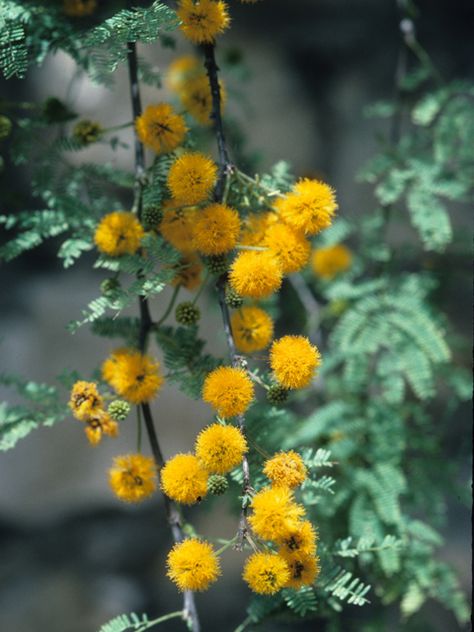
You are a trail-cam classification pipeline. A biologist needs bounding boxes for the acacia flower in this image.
[249,486,305,541]
[109,454,157,503]
[280,551,320,589]
[277,178,338,235]
[193,203,241,255]
[243,552,290,595]
[264,222,311,274]
[160,453,208,505]
[231,306,274,354]
[180,74,226,126]
[202,366,254,418]
[177,0,230,44]
[69,381,103,421]
[239,212,277,247]
[84,410,118,446]
[167,538,221,591]
[167,55,202,93]
[171,254,203,290]
[270,335,321,390]
[160,205,198,252]
[102,348,164,404]
[311,244,353,279]
[167,152,218,205]
[195,423,248,474]
[263,450,307,488]
[63,0,96,16]
[229,251,282,299]
[94,211,144,257]
[136,103,187,155]
[276,520,318,557]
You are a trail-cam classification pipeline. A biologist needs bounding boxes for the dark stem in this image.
[126,41,146,218]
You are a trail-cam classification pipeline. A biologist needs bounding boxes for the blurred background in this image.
[0,0,472,630]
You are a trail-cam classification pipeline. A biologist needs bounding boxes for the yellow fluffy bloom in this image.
[63,0,96,16]
[243,552,290,595]
[180,74,226,126]
[167,538,220,591]
[281,551,320,589]
[69,381,103,421]
[160,205,198,252]
[202,366,254,418]
[94,211,144,257]
[270,335,321,390]
[193,203,241,255]
[239,212,277,247]
[263,450,307,488]
[276,520,318,557]
[172,253,203,290]
[109,454,157,503]
[136,103,187,155]
[177,0,230,44]
[167,152,218,205]
[229,251,282,299]
[102,349,164,404]
[264,223,311,274]
[311,244,352,280]
[161,453,208,505]
[84,410,118,446]
[277,178,338,236]
[231,306,274,354]
[249,486,305,541]
[167,55,202,93]
[195,423,248,474]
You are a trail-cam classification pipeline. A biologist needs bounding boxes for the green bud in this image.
[267,384,288,406]
[142,205,163,231]
[175,301,200,326]
[204,254,228,275]
[207,474,228,496]
[225,285,243,308]
[108,400,131,422]
[72,119,103,145]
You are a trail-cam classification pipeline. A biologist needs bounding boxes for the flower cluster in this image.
[69,381,118,445]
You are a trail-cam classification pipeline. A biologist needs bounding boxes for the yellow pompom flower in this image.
[167,152,218,205]
[249,486,305,541]
[231,306,274,354]
[270,335,321,390]
[63,0,96,16]
[180,74,226,126]
[277,178,338,236]
[167,538,221,591]
[229,251,283,299]
[94,211,144,257]
[102,349,164,404]
[276,520,318,557]
[160,205,198,252]
[263,450,307,488]
[135,103,187,155]
[69,381,103,421]
[264,222,311,274]
[281,551,320,589]
[161,453,208,505]
[243,552,290,595]
[202,366,254,418]
[84,410,118,446]
[193,203,241,256]
[195,423,248,474]
[172,254,203,290]
[239,212,277,247]
[109,454,157,503]
[177,0,230,44]
[167,55,202,93]
[311,244,353,280]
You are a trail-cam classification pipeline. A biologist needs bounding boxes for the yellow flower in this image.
[167,538,220,591]
[243,552,290,595]
[109,454,157,503]
[263,450,307,488]
[63,0,96,17]
[277,178,338,236]
[69,381,103,421]
[172,253,203,290]
[160,453,208,505]
[167,55,202,93]
[239,212,277,247]
[280,551,320,589]
[264,222,311,274]
[248,486,305,541]
[136,103,187,155]
[229,251,282,299]
[202,366,254,418]
[276,520,318,557]
[84,410,118,446]
[311,244,352,280]
[167,152,218,205]
[180,74,226,126]
[195,423,247,474]
[193,203,241,255]
[231,306,274,354]
[177,0,230,44]
[160,205,198,252]
[270,335,321,390]
[94,211,144,257]
[102,349,164,404]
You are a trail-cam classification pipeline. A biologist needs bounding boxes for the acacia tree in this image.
[0,1,471,631]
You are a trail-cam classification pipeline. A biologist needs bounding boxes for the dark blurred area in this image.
[0,1,472,631]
